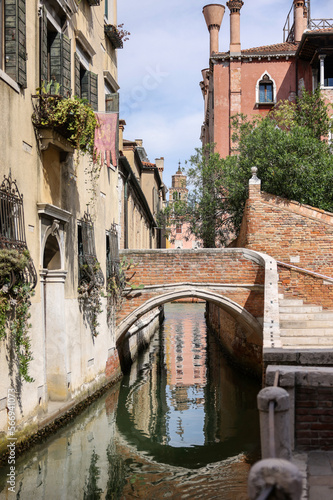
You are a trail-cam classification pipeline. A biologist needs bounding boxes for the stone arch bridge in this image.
[116,249,280,365]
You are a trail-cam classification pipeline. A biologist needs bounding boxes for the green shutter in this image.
[40,5,48,86]
[74,52,81,97]
[82,71,98,110]
[105,93,119,112]
[5,0,27,87]
[106,93,119,162]
[50,33,71,96]
[62,35,71,97]
[89,72,98,110]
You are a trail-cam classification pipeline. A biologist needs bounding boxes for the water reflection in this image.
[0,303,260,499]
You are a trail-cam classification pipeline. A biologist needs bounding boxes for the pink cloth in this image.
[94,113,118,168]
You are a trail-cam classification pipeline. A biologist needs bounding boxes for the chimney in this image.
[203,4,225,56]
[226,0,244,55]
[294,0,305,43]
[155,157,164,177]
[135,139,143,147]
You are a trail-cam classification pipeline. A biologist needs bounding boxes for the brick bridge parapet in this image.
[116,248,280,353]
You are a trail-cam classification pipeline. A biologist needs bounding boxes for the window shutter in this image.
[266,84,273,102]
[105,93,119,112]
[89,72,98,110]
[62,35,71,97]
[74,52,81,97]
[40,5,48,86]
[5,0,27,87]
[259,84,265,103]
[82,71,98,110]
[50,33,71,96]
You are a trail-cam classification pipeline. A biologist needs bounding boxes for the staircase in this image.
[279,296,333,348]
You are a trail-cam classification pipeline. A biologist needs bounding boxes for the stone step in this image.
[280,320,333,329]
[281,336,333,347]
[280,328,333,337]
[279,298,304,306]
[279,312,333,321]
[279,305,323,314]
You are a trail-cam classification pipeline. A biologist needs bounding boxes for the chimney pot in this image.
[203,4,225,55]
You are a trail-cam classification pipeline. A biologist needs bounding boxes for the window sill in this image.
[0,70,20,94]
[255,101,276,108]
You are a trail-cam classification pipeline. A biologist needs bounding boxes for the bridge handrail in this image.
[277,260,333,284]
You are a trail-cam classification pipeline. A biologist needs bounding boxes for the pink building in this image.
[201,0,333,157]
[166,165,201,250]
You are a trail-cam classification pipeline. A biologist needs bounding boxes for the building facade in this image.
[0,0,164,449]
[201,0,333,157]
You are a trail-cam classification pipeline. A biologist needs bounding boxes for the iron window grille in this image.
[106,223,120,281]
[78,211,104,289]
[0,174,37,289]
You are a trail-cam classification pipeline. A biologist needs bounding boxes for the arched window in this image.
[256,72,276,104]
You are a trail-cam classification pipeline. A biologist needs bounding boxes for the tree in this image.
[159,90,333,247]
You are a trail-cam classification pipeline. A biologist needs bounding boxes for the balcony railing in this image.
[104,25,123,49]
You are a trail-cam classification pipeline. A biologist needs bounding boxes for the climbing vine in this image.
[0,248,34,383]
[78,258,103,338]
[106,257,143,319]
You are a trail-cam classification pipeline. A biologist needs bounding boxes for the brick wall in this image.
[235,183,333,307]
[118,249,265,324]
[295,386,333,450]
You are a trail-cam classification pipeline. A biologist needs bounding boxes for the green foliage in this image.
[32,84,98,157]
[106,257,144,317]
[78,258,103,338]
[160,89,333,247]
[0,248,34,383]
[83,449,102,499]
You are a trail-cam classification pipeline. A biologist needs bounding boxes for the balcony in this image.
[104,25,123,49]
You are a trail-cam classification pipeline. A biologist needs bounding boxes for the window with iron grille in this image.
[0,174,37,288]
[78,211,104,288]
[106,223,120,281]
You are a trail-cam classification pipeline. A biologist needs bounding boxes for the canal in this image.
[0,302,261,499]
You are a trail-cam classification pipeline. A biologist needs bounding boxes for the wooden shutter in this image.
[74,52,81,97]
[82,71,98,110]
[105,93,119,163]
[5,0,27,87]
[50,33,71,96]
[105,93,119,112]
[62,35,71,97]
[39,5,48,86]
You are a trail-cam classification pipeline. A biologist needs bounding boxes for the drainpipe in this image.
[124,173,131,249]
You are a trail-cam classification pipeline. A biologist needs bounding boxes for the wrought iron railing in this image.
[0,175,37,289]
[78,211,104,289]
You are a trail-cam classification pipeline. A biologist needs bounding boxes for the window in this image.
[40,5,71,96]
[74,47,98,110]
[1,0,27,87]
[176,223,182,234]
[106,224,119,280]
[256,73,275,105]
[324,55,333,88]
[78,211,104,287]
[0,174,36,287]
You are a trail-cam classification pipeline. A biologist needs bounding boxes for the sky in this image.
[116,0,331,190]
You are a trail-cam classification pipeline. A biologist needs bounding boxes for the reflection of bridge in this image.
[116,248,280,368]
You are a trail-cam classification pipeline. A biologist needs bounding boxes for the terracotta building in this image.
[201,0,333,157]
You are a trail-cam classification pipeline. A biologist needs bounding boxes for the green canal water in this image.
[0,303,261,499]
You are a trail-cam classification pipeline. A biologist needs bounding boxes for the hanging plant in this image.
[0,248,35,383]
[32,83,98,158]
[106,257,143,316]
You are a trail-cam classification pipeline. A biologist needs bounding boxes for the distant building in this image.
[201,0,333,157]
[167,165,201,250]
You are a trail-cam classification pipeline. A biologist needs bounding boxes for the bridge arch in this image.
[116,286,262,348]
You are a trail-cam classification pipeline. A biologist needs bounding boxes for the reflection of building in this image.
[166,165,201,250]
[201,0,333,157]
